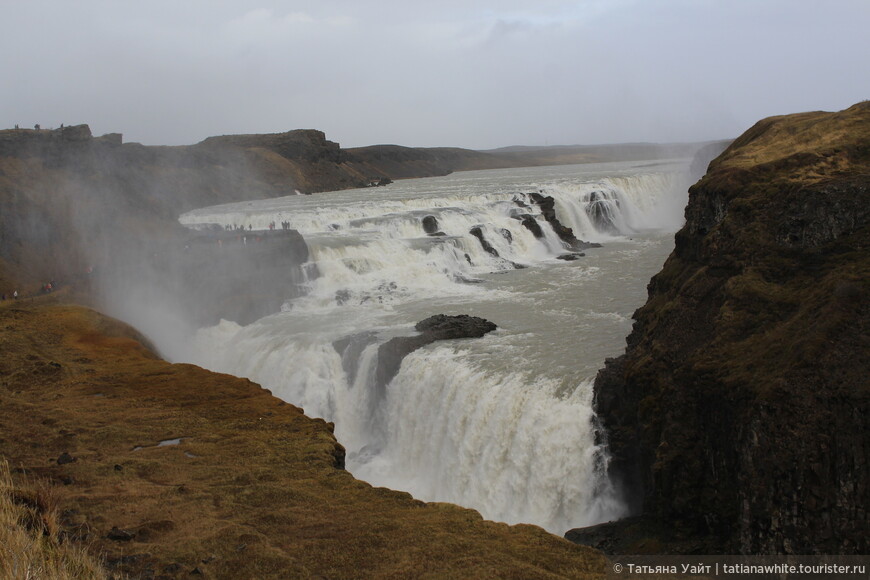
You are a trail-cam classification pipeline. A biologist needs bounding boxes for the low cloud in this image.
[3,0,868,148]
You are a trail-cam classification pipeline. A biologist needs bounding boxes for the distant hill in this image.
[482,141,729,167]
[347,141,729,176]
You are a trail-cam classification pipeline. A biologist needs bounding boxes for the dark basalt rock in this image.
[469,226,499,257]
[512,196,530,208]
[556,253,584,261]
[529,191,600,251]
[422,215,440,234]
[331,442,346,470]
[499,228,513,244]
[375,315,497,394]
[415,314,497,338]
[529,192,574,241]
[517,214,544,238]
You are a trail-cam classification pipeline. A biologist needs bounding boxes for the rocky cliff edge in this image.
[568,102,869,554]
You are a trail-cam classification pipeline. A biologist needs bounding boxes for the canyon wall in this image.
[569,102,869,554]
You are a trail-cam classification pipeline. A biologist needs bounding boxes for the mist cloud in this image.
[3,0,868,148]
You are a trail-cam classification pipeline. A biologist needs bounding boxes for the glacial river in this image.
[177,159,692,534]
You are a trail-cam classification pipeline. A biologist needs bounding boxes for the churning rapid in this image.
[177,159,692,534]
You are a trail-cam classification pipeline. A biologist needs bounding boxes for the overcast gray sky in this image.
[3,0,868,149]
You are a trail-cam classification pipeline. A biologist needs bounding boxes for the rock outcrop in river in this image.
[375,314,498,393]
[567,102,870,554]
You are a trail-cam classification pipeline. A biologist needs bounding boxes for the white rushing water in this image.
[178,159,691,534]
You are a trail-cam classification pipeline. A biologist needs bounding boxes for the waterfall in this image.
[178,160,689,533]
[541,172,691,241]
[355,348,623,532]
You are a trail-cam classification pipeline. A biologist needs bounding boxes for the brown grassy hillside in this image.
[0,299,605,578]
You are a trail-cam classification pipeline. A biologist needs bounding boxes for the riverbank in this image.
[0,298,605,578]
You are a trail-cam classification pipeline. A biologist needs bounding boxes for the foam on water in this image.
[355,347,622,532]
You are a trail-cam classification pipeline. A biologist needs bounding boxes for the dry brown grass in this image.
[0,459,106,580]
[708,101,870,180]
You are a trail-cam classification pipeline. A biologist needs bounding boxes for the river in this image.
[176,159,692,534]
